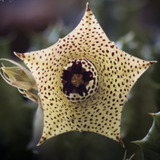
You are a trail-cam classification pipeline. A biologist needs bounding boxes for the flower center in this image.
[61,59,98,103]
[71,74,84,87]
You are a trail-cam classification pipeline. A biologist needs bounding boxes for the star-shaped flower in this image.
[14,3,155,145]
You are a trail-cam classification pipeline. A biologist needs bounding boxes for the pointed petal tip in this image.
[14,51,21,57]
[37,136,47,146]
[36,141,42,147]
[144,60,157,68]
[86,2,91,11]
[14,51,26,60]
[149,61,157,65]
[36,142,41,147]
[117,137,125,148]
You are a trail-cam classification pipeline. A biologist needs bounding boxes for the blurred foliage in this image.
[0,0,160,160]
[134,112,160,160]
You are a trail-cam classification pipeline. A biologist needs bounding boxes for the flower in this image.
[0,58,38,103]
[13,3,155,145]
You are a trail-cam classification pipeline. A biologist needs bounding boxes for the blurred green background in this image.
[0,0,160,160]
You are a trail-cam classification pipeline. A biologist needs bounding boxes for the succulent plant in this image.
[134,112,160,160]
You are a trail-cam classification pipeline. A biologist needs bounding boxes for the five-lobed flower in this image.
[1,3,156,146]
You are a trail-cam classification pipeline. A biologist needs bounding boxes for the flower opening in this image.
[61,59,98,103]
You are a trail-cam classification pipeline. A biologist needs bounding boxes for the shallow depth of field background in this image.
[0,0,160,160]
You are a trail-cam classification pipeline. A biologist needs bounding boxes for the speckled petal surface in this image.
[15,3,155,145]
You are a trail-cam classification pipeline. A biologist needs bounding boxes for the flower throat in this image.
[61,59,98,103]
